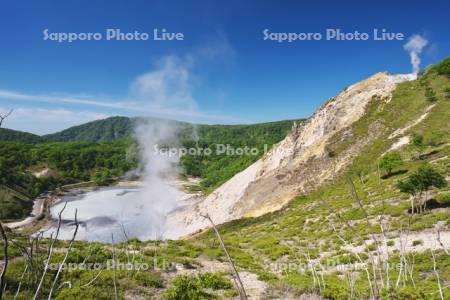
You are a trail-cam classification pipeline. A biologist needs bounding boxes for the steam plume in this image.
[403,34,428,75]
[131,55,198,239]
[132,119,180,239]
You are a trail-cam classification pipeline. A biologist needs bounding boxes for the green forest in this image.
[0,119,299,220]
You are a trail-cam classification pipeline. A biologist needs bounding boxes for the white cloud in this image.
[0,89,127,110]
[0,87,236,124]
[195,31,236,63]
[128,36,236,123]
[130,55,199,119]
[0,35,241,132]
[0,106,109,135]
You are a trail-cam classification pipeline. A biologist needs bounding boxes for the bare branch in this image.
[47,209,79,299]
[201,214,248,300]
[13,264,28,300]
[331,223,375,299]
[378,216,390,290]
[0,223,9,300]
[348,177,383,291]
[33,201,67,300]
[437,229,449,256]
[111,234,118,300]
[0,109,13,128]
[57,281,71,290]
[306,176,378,297]
[119,222,131,271]
[431,249,444,300]
[80,270,103,288]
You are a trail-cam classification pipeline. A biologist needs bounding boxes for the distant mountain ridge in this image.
[42,116,303,143]
[43,116,134,142]
[0,128,46,144]
[0,115,303,144]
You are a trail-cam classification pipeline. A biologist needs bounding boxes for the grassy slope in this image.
[192,69,450,297]
[1,65,449,299]
[0,187,32,221]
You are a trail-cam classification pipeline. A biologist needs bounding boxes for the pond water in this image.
[44,184,184,242]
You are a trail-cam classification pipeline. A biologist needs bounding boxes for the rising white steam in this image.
[130,55,198,239]
[403,34,428,75]
[43,41,234,242]
[131,56,198,115]
[45,56,198,242]
[131,119,180,239]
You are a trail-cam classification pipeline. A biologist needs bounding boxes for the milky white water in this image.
[44,183,192,242]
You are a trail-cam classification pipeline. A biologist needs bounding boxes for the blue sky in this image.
[0,0,449,134]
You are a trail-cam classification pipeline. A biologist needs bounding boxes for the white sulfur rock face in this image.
[164,72,414,239]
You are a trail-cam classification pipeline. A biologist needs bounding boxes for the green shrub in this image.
[164,273,233,300]
[384,286,427,299]
[424,87,437,102]
[133,271,163,288]
[198,272,233,290]
[412,240,423,246]
[164,275,210,300]
[367,242,377,252]
[445,87,450,100]
[432,57,450,77]
[412,133,425,157]
[436,193,450,205]
[321,275,350,300]
[424,131,444,147]
[55,286,113,300]
[342,208,365,220]
[379,151,403,176]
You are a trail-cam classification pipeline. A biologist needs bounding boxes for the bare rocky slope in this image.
[165,72,414,238]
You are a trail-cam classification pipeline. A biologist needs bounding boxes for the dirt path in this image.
[388,103,436,139]
[4,195,48,229]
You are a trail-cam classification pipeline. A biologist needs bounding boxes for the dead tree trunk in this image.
[0,223,9,300]
[47,209,79,299]
[111,234,118,300]
[348,178,382,294]
[33,201,67,300]
[0,109,13,128]
[13,264,28,300]
[202,214,248,300]
[437,230,449,256]
[431,249,444,300]
[331,223,375,299]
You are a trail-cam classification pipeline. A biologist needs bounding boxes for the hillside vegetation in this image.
[192,59,450,298]
[0,119,298,221]
[43,116,134,142]
[0,58,449,299]
[0,139,136,220]
[0,128,46,144]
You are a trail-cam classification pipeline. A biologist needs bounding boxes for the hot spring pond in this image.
[44,185,179,242]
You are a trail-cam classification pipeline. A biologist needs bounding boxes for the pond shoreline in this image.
[39,178,202,242]
[4,180,144,232]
